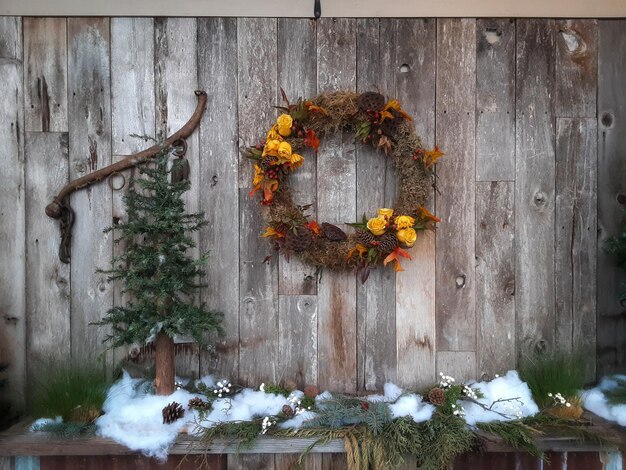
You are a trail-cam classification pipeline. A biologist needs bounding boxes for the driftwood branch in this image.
[45,90,207,263]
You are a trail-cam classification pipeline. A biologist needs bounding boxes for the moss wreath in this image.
[247,90,443,282]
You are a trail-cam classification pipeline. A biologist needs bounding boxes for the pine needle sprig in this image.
[31,421,97,438]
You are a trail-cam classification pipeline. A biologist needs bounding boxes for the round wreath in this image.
[247,90,443,282]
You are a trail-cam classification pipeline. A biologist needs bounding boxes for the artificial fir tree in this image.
[96,147,223,395]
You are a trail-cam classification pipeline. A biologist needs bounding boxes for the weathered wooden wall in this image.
[0,17,624,408]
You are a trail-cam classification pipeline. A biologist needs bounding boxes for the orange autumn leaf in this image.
[416,206,441,223]
[262,226,285,238]
[305,129,320,153]
[307,220,322,235]
[382,99,413,122]
[383,246,412,272]
[423,146,444,168]
[262,179,279,202]
[347,243,368,260]
[305,101,328,115]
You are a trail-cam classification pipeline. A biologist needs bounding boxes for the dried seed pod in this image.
[321,222,347,241]
[357,91,386,112]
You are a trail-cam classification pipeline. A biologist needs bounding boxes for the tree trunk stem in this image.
[155,333,175,395]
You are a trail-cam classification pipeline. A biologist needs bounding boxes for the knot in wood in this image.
[533,191,547,206]
[616,194,626,205]
[534,338,548,354]
[559,29,586,57]
[455,274,466,288]
[74,161,87,174]
[601,112,614,128]
[504,279,515,296]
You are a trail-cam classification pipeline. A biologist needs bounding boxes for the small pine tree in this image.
[95,147,224,395]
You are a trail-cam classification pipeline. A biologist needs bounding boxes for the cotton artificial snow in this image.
[367,382,403,403]
[279,411,318,429]
[200,388,289,425]
[462,370,539,425]
[96,371,205,460]
[583,375,626,426]
[195,375,215,388]
[389,394,435,423]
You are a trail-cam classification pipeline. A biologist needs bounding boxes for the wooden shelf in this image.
[0,417,622,457]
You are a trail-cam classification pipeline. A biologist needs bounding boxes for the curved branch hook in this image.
[46,90,207,262]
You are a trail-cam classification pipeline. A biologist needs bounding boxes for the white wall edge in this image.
[1,0,626,18]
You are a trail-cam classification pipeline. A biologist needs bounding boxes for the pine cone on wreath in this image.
[285,226,313,253]
[428,387,446,406]
[261,156,277,170]
[356,229,376,247]
[357,91,386,112]
[377,231,398,253]
[162,401,185,424]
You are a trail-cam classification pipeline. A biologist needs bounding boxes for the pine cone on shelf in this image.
[162,401,185,424]
[282,404,295,417]
[428,387,446,406]
[188,397,209,411]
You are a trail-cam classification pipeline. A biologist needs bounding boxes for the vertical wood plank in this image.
[476,181,516,378]
[278,296,317,387]
[476,18,515,181]
[110,17,155,370]
[597,19,626,377]
[154,18,200,379]
[197,18,240,380]
[556,20,598,118]
[237,17,279,386]
[435,19,477,358]
[277,18,318,296]
[515,19,556,360]
[13,457,38,470]
[25,133,70,395]
[322,454,348,470]
[0,56,25,409]
[316,17,357,393]
[276,18,319,388]
[111,17,155,155]
[227,455,274,470]
[0,457,12,470]
[23,18,67,132]
[237,17,278,186]
[555,118,597,380]
[395,18,438,390]
[67,17,113,366]
[354,18,396,392]
[436,351,476,383]
[0,17,21,59]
